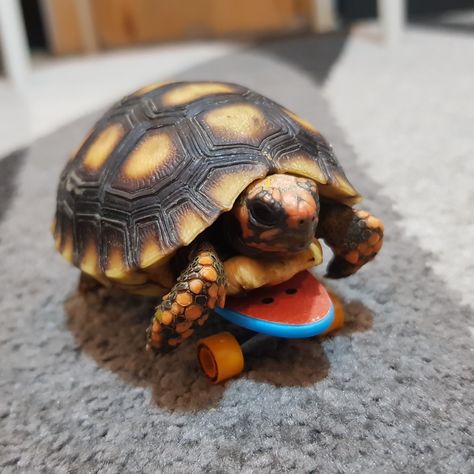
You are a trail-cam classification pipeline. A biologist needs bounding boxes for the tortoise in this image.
[53,81,384,351]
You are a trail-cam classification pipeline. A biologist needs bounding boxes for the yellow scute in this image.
[132,82,169,96]
[335,175,359,197]
[121,132,174,180]
[105,247,128,279]
[178,208,207,245]
[203,104,267,141]
[139,238,167,269]
[82,123,124,171]
[61,232,74,263]
[318,182,361,205]
[208,170,264,210]
[80,240,100,275]
[277,153,327,184]
[163,83,235,107]
[286,110,319,133]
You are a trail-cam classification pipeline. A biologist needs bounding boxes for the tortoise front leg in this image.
[317,201,384,278]
[146,243,227,351]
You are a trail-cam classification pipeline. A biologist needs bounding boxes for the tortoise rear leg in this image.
[317,201,384,278]
[78,272,103,294]
[147,243,227,351]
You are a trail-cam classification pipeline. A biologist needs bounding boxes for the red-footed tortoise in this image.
[53,81,384,351]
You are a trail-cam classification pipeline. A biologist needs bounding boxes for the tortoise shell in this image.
[53,81,361,284]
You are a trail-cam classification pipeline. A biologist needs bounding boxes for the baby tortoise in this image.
[53,81,384,351]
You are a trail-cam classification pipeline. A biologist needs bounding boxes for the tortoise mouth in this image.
[232,231,314,258]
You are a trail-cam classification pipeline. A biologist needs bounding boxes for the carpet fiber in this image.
[1,31,473,473]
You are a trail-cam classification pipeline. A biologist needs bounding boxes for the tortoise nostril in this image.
[285,288,297,295]
[261,297,274,304]
[299,219,305,225]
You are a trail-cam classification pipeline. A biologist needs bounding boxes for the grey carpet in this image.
[0,150,25,223]
[0,34,473,473]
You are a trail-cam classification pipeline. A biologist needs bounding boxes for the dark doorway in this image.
[338,0,474,21]
[20,0,47,51]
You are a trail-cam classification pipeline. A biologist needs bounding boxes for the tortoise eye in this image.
[249,201,278,226]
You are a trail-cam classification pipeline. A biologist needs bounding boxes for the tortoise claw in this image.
[325,256,361,279]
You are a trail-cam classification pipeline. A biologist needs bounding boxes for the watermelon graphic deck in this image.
[215,271,334,338]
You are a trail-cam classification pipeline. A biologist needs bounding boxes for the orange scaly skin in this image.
[147,243,226,351]
[317,202,384,278]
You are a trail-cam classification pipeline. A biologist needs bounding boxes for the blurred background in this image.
[0,0,473,157]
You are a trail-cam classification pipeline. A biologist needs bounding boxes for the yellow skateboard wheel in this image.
[198,332,244,383]
[322,291,345,335]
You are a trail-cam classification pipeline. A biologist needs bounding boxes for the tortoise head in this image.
[232,174,319,256]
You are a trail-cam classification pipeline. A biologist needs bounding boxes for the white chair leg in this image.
[377,0,406,47]
[0,0,30,90]
[311,0,338,34]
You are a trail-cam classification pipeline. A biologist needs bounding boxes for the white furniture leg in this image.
[377,0,406,47]
[311,0,338,33]
[0,0,30,90]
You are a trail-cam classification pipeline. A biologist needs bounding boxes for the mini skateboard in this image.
[197,271,344,383]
